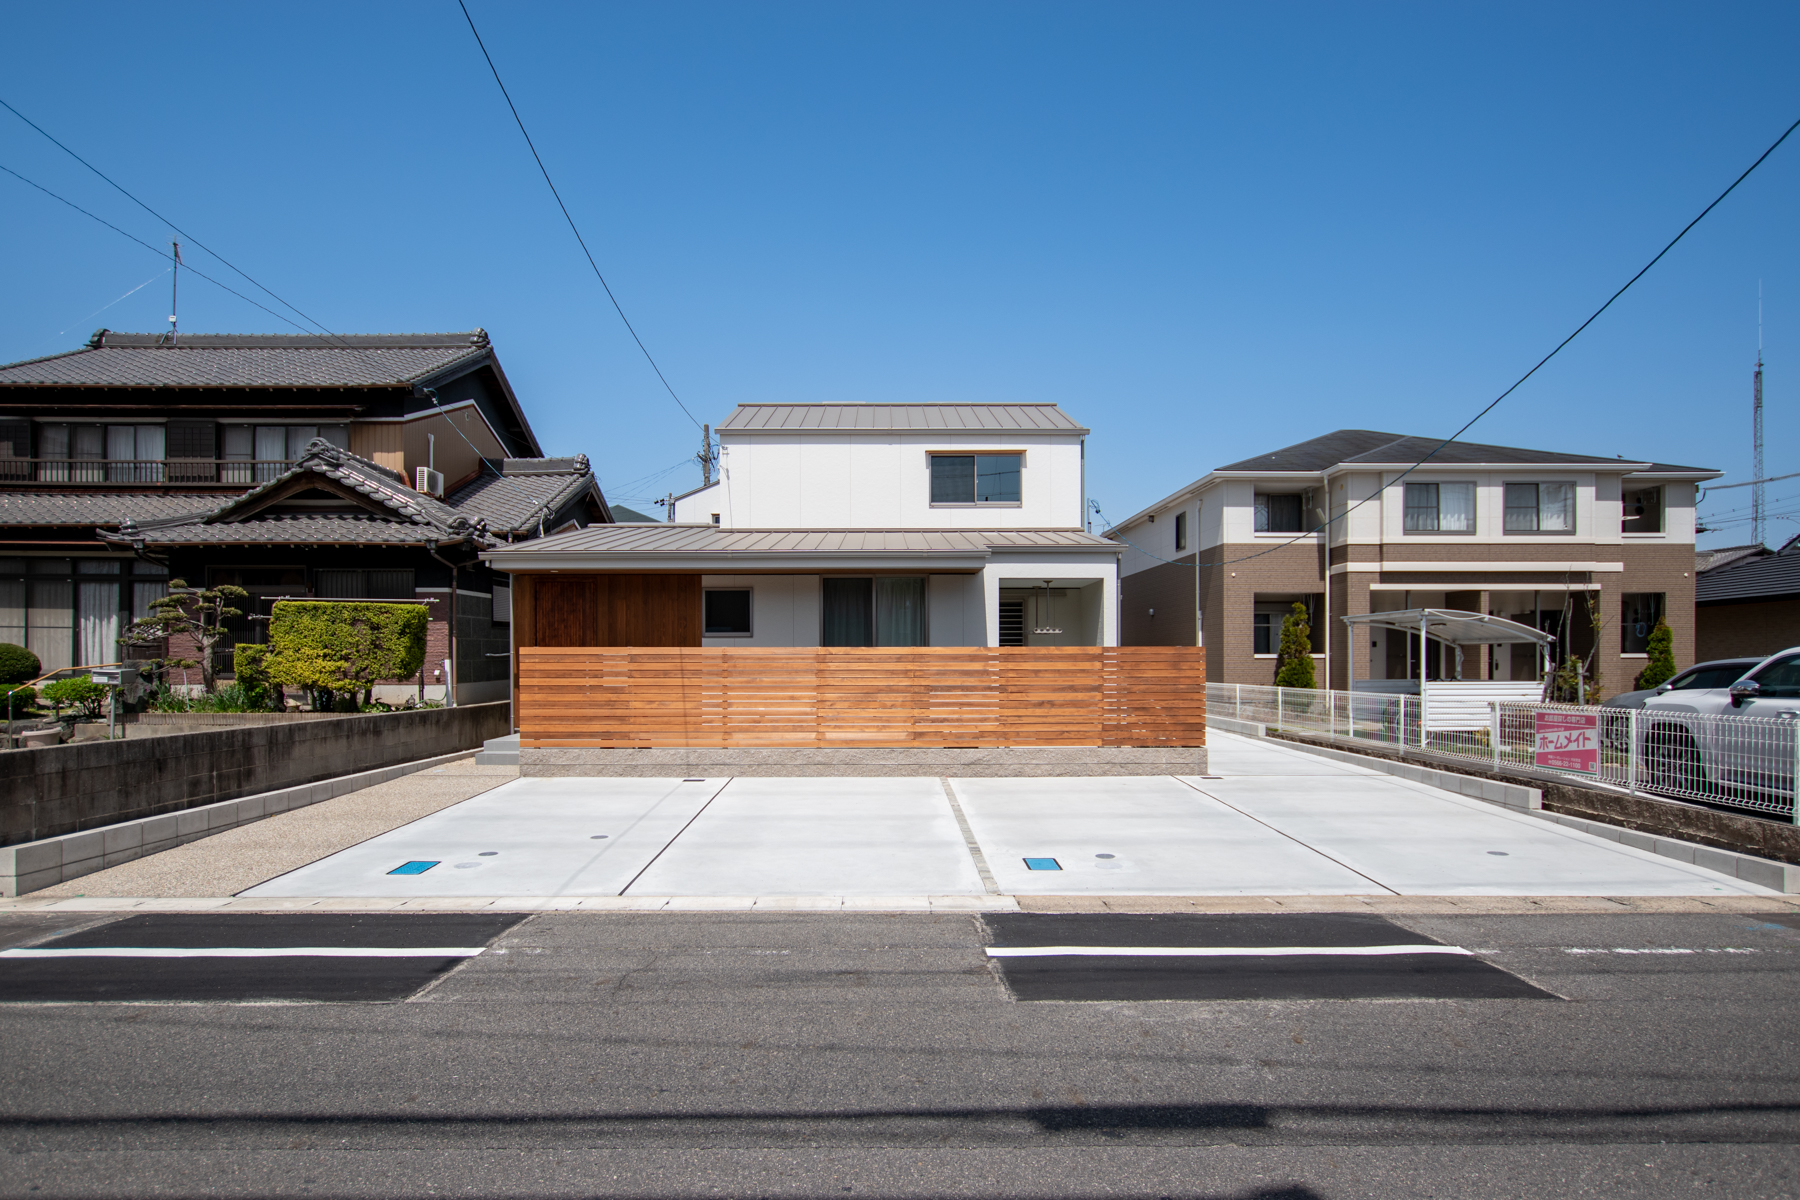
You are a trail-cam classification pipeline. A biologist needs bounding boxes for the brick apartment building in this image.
[1109,429,1719,697]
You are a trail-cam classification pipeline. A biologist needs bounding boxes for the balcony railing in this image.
[0,459,296,485]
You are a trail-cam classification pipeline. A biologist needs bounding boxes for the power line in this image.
[0,97,336,339]
[454,0,703,432]
[2,162,314,332]
[1099,112,1800,571]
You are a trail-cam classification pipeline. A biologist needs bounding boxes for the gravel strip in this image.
[30,760,518,898]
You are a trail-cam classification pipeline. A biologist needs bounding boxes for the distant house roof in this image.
[1697,550,1800,604]
[716,404,1088,435]
[0,330,495,390]
[93,441,603,548]
[1215,429,1715,475]
[0,492,221,528]
[483,523,1118,570]
[1696,544,1770,575]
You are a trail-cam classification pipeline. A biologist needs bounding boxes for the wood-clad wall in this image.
[517,645,1205,748]
[509,573,702,716]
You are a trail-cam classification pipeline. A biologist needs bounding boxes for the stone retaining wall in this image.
[1,702,511,847]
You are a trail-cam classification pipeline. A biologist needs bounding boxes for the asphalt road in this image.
[0,908,1796,1199]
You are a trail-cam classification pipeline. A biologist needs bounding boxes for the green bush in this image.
[233,643,273,709]
[40,677,108,720]
[0,643,41,686]
[1636,621,1678,691]
[1274,601,1317,689]
[265,601,429,710]
[0,683,36,715]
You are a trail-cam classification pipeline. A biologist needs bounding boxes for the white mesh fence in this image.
[1207,682,1799,821]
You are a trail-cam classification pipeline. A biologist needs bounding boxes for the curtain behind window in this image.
[77,581,118,666]
[874,576,925,646]
[821,578,872,646]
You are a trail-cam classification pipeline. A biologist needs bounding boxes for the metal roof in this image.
[715,404,1088,435]
[1340,608,1555,645]
[488,524,1115,556]
[0,330,492,389]
[1697,552,1800,604]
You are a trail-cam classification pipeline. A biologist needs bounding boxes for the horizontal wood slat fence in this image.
[518,646,1205,749]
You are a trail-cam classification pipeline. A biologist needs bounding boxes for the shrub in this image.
[0,683,36,715]
[40,677,108,720]
[1636,621,1678,691]
[265,601,429,710]
[233,643,273,709]
[0,643,40,686]
[1274,601,1317,689]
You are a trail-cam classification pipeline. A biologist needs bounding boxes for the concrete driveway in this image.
[239,732,1773,900]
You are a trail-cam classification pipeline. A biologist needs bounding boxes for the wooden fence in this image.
[518,646,1205,749]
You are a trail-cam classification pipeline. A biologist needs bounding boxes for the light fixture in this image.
[1032,579,1063,636]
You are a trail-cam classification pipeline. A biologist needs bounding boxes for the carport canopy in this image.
[1340,608,1555,646]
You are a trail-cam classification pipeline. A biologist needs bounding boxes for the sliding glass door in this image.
[821,577,926,647]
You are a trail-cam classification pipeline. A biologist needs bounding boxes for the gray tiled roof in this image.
[716,404,1088,434]
[448,459,602,532]
[1216,429,1715,474]
[94,443,601,548]
[1697,552,1800,604]
[0,331,491,389]
[1696,544,1769,574]
[0,493,219,527]
[488,523,1116,557]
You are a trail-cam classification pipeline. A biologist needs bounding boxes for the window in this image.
[314,569,415,599]
[930,454,1021,505]
[1623,486,1663,534]
[1504,482,1575,533]
[1749,654,1800,699]
[1174,510,1187,552]
[703,588,753,636]
[822,577,926,645]
[1667,663,1755,691]
[220,425,348,484]
[1253,611,1276,655]
[1254,597,1320,655]
[1403,482,1475,533]
[34,423,166,483]
[1621,593,1664,654]
[1254,492,1307,533]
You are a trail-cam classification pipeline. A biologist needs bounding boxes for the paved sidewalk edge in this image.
[0,749,485,897]
[1,893,1795,915]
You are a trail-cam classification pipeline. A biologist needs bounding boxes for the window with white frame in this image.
[1254,491,1308,533]
[1504,482,1575,533]
[1403,482,1475,533]
[1622,486,1663,534]
[1174,510,1187,552]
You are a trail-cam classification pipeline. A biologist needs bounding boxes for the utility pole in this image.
[1755,284,1766,547]
[698,423,713,487]
[169,240,181,345]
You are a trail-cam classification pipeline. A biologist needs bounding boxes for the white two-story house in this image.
[484,404,1121,653]
[1109,429,1719,696]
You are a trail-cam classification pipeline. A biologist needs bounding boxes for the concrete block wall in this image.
[1,702,511,849]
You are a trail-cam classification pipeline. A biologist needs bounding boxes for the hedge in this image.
[265,601,429,703]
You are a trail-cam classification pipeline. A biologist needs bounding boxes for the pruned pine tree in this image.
[120,581,249,694]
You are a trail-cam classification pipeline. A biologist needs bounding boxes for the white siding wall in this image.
[676,432,1086,529]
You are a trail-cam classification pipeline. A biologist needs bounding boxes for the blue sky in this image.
[3,2,1797,542]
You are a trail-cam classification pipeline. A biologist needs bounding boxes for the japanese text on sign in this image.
[1534,711,1599,775]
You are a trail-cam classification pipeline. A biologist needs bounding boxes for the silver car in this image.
[1639,647,1800,797]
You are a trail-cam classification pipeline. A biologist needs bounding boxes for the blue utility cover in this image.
[388,861,440,876]
[1023,858,1062,871]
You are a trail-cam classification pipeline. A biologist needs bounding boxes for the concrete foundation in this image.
[521,745,1207,778]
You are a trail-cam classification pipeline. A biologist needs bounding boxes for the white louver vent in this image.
[414,466,444,497]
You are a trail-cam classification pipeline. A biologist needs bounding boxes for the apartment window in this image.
[703,588,753,636]
[930,454,1021,505]
[822,577,926,646]
[1504,482,1575,533]
[1254,492,1307,533]
[1253,597,1321,656]
[1623,486,1663,534]
[1174,510,1187,552]
[1621,593,1665,654]
[1403,482,1475,533]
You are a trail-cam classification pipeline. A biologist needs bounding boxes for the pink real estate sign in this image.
[1534,711,1600,774]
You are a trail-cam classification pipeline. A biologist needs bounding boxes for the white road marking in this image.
[984,944,1473,958]
[0,947,487,960]
[1563,947,1760,955]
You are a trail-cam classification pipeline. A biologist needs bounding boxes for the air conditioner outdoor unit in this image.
[414,466,444,497]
